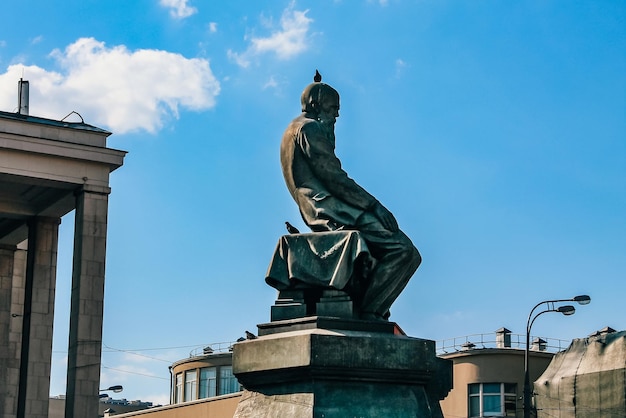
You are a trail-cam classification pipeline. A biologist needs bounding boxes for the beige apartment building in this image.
[438,328,558,418]
[169,347,242,404]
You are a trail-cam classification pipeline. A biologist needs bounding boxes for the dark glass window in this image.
[468,383,517,417]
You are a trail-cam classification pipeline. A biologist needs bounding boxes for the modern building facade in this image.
[0,84,126,418]
[169,347,242,404]
[438,328,564,418]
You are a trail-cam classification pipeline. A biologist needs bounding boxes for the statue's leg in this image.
[356,213,421,319]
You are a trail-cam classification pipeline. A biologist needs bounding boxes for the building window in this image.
[175,373,183,403]
[468,383,517,417]
[199,367,217,398]
[219,366,240,395]
[184,370,198,401]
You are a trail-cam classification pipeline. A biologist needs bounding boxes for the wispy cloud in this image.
[263,76,278,90]
[208,22,218,33]
[160,0,197,20]
[226,49,250,68]
[368,0,389,6]
[228,4,312,68]
[395,58,408,78]
[0,37,220,134]
[31,35,44,45]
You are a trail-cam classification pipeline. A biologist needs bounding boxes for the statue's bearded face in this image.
[318,94,340,128]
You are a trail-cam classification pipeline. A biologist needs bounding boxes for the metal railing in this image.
[436,333,571,355]
[186,334,572,357]
[188,340,238,357]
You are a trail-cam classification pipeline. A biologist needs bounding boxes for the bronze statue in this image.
[280,71,421,321]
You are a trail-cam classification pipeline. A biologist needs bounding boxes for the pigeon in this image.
[285,221,300,234]
[245,330,257,340]
[314,69,322,82]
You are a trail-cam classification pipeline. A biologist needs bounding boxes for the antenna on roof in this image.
[61,111,85,124]
[18,78,29,115]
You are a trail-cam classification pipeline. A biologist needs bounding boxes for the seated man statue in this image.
[279,71,421,321]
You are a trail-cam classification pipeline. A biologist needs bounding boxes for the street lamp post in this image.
[523,295,590,418]
[99,385,123,399]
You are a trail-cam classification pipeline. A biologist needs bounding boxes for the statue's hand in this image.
[373,202,399,232]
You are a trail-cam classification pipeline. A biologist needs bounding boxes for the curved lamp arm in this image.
[526,295,590,334]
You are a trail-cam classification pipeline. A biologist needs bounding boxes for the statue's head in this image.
[301,70,339,116]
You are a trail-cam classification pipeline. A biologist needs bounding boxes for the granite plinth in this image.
[257,315,397,336]
[232,317,452,417]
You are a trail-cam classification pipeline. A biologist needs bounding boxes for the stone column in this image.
[2,244,27,418]
[0,244,18,418]
[65,186,110,418]
[15,218,60,418]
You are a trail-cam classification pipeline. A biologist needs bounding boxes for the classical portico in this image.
[0,110,125,418]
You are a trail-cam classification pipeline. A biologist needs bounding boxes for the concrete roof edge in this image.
[0,110,111,135]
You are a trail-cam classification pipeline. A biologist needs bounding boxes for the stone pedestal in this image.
[232,317,452,418]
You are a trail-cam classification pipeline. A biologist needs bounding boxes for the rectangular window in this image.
[468,383,517,417]
[184,370,198,402]
[504,383,517,416]
[199,367,217,398]
[483,383,502,416]
[175,373,183,404]
[219,366,240,395]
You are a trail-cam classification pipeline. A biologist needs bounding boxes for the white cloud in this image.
[229,5,312,68]
[160,0,197,19]
[31,35,44,45]
[0,37,220,134]
[208,22,218,33]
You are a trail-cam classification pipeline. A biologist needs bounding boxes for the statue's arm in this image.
[298,124,399,232]
[371,201,398,232]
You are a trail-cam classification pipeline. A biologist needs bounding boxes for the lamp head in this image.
[558,305,576,316]
[573,295,591,305]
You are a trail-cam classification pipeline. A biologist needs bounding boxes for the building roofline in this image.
[0,110,111,135]
[169,351,233,369]
[439,347,555,360]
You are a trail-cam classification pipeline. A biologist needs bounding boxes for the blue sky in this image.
[1,0,624,405]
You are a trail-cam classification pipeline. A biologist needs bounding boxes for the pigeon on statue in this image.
[285,221,300,234]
